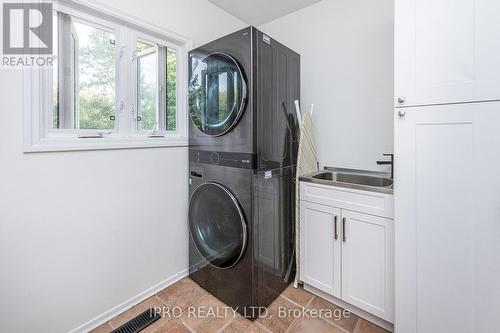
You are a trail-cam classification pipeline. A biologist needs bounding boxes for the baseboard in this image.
[68,268,189,333]
[303,284,394,332]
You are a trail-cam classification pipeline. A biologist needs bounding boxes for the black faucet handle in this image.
[377,153,394,179]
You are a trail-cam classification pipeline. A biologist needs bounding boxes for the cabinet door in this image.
[341,210,394,322]
[395,0,500,107]
[394,103,500,333]
[300,201,341,298]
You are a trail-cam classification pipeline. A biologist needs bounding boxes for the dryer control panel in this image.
[189,150,257,169]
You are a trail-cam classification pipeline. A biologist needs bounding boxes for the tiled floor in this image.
[90,277,390,333]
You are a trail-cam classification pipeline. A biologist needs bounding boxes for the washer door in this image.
[189,52,247,136]
[189,182,247,269]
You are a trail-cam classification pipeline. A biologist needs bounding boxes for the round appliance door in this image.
[189,52,247,136]
[189,182,247,269]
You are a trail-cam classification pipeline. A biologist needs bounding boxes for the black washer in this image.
[188,182,247,269]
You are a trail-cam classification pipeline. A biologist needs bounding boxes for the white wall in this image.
[260,0,394,171]
[0,1,244,333]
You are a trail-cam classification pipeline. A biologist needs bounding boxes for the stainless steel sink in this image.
[312,172,393,187]
[300,167,393,194]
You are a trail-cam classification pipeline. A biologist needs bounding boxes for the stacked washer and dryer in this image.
[188,27,300,318]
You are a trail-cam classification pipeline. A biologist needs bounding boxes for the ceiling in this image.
[209,0,322,26]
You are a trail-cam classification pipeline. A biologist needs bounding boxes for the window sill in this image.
[24,136,189,153]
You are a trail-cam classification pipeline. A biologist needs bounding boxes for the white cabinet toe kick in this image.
[299,181,394,331]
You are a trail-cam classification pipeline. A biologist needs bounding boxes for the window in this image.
[135,40,177,133]
[24,2,188,152]
[53,14,116,131]
[166,48,177,131]
[136,40,157,132]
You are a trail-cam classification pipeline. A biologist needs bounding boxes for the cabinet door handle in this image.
[334,216,338,240]
[342,217,346,242]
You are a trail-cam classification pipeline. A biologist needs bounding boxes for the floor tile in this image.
[156,277,206,311]
[280,285,314,306]
[101,278,391,333]
[255,296,301,333]
[154,319,191,333]
[287,317,344,333]
[308,296,359,332]
[220,315,269,333]
[108,296,169,333]
[180,293,235,333]
[88,322,113,333]
[354,319,390,333]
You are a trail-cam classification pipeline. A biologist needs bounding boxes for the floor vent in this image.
[110,309,161,333]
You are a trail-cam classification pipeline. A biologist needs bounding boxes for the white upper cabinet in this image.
[395,0,500,107]
[300,201,341,298]
[341,210,394,323]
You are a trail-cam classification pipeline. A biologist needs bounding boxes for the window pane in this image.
[166,48,176,131]
[137,41,158,131]
[52,12,59,129]
[75,21,115,130]
[52,14,116,130]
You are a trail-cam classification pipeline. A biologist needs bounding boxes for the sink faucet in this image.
[376,153,394,179]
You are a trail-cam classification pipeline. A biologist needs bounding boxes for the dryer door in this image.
[189,52,247,136]
[189,182,247,269]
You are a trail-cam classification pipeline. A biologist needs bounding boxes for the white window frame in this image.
[133,32,179,136]
[23,0,191,152]
[134,40,159,133]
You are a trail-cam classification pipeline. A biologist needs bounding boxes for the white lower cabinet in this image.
[300,182,394,325]
[300,202,341,298]
[341,210,394,322]
[394,102,500,333]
